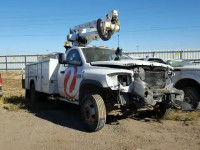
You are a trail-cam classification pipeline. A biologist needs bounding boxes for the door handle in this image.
[60,71,65,74]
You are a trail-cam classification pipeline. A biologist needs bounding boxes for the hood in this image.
[84,66,133,75]
[175,65,200,71]
[91,60,173,69]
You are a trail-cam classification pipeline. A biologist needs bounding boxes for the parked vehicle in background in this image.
[0,73,2,97]
[166,60,200,110]
[137,57,168,64]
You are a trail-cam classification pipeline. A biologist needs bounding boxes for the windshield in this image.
[166,60,193,67]
[82,48,132,63]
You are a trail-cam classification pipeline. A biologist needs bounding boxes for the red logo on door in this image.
[64,67,78,99]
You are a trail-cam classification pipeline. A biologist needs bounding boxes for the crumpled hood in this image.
[91,60,173,69]
[84,66,133,75]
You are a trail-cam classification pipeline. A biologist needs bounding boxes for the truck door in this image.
[58,49,83,100]
[41,61,49,93]
[36,63,42,91]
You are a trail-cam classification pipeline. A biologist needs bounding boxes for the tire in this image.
[181,86,200,110]
[81,94,106,132]
[30,83,39,104]
[152,103,171,119]
[25,89,30,99]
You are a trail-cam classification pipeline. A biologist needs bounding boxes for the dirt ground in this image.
[0,71,200,150]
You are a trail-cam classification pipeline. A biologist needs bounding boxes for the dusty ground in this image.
[0,71,200,150]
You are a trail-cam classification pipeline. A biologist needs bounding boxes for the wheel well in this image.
[30,80,35,88]
[175,78,200,89]
[26,80,34,98]
[79,84,114,105]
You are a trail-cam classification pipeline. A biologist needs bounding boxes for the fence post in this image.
[5,56,8,70]
[152,52,155,58]
[180,51,183,59]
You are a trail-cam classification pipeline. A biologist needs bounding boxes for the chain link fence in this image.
[126,49,200,62]
[0,50,200,70]
[0,54,44,70]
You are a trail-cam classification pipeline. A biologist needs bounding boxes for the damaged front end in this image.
[106,65,184,118]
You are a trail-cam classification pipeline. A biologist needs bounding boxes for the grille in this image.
[144,71,166,89]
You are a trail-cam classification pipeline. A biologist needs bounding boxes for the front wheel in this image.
[152,103,171,119]
[81,94,106,132]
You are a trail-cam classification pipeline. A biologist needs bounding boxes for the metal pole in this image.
[5,56,8,70]
[25,56,27,70]
[180,51,183,59]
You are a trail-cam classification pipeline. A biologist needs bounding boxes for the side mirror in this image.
[59,53,67,64]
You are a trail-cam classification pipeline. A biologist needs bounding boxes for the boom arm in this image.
[67,10,120,46]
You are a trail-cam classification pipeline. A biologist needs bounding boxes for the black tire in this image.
[152,103,171,119]
[30,83,39,104]
[25,89,30,99]
[81,94,106,132]
[181,86,200,110]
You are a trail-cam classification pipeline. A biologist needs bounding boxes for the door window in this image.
[67,50,81,62]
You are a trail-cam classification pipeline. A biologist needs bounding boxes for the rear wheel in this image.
[30,83,39,104]
[81,94,106,132]
[25,89,30,99]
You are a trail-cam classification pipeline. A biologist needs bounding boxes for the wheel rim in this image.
[184,91,196,108]
[83,99,96,125]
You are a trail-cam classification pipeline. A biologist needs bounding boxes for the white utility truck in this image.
[25,10,184,132]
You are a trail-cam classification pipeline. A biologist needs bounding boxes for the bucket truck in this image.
[25,10,184,132]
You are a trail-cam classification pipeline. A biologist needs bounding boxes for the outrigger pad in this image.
[97,19,112,41]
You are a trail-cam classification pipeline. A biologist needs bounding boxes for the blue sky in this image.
[0,0,200,55]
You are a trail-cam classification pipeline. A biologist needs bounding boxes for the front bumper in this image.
[156,88,184,109]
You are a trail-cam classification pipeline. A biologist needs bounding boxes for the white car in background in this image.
[166,60,200,110]
[138,57,168,65]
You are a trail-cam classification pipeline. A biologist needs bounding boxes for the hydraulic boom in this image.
[67,10,120,46]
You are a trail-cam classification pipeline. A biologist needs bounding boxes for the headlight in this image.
[106,74,132,89]
[106,75,118,87]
